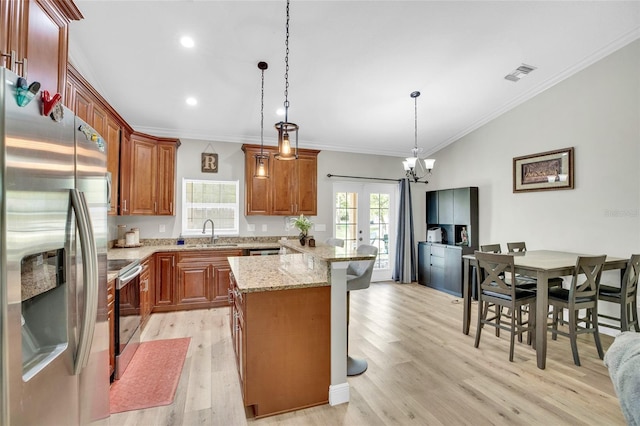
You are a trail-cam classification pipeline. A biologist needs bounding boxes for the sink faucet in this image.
[202,219,217,244]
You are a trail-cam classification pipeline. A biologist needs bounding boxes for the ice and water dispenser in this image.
[20,248,68,381]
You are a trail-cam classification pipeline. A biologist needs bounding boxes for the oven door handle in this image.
[70,189,99,375]
[117,265,143,289]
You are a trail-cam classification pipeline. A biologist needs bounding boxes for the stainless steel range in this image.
[108,259,143,380]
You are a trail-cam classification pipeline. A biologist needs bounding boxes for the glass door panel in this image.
[333,182,396,281]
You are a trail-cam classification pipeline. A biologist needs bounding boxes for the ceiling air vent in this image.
[504,64,537,82]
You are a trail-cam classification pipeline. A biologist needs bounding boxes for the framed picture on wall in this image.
[513,147,574,193]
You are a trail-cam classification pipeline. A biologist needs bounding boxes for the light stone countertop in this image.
[280,240,378,262]
[106,242,283,282]
[227,241,378,293]
[107,241,282,262]
[228,254,329,293]
[106,240,375,292]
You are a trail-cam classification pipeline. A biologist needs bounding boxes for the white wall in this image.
[425,39,640,259]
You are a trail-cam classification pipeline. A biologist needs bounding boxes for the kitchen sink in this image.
[186,243,238,248]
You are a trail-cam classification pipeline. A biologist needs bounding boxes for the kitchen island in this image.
[228,241,376,417]
[228,254,330,418]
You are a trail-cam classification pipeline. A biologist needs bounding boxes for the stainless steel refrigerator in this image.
[0,67,110,424]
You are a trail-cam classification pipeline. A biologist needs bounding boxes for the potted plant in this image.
[291,214,313,245]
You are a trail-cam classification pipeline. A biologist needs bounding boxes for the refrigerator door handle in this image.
[106,171,112,208]
[70,189,99,375]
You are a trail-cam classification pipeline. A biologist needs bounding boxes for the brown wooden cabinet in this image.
[155,249,241,312]
[65,64,124,216]
[156,142,177,215]
[154,252,176,309]
[176,260,212,307]
[124,133,180,216]
[242,144,319,216]
[211,257,235,305]
[67,65,179,218]
[229,273,330,418]
[105,116,121,216]
[1,0,81,94]
[230,272,245,394]
[140,256,154,328]
[107,278,115,380]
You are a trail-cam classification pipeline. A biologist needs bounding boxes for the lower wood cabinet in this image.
[154,252,176,309]
[107,278,115,381]
[154,250,242,312]
[140,256,154,328]
[229,274,330,418]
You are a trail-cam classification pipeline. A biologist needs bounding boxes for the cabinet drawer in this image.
[177,249,242,263]
[430,245,445,258]
[430,256,445,268]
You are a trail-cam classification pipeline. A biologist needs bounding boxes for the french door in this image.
[332,182,397,281]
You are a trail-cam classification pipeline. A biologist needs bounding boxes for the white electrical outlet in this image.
[262,224,268,232]
[159,224,166,233]
[247,224,256,232]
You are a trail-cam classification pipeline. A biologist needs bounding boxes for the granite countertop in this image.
[107,241,282,261]
[106,241,283,283]
[106,240,373,291]
[228,254,329,293]
[280,240,378,262]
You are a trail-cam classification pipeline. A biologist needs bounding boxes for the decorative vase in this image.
[299,235,306,246]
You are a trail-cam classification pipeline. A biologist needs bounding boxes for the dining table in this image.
[461,250,628,369]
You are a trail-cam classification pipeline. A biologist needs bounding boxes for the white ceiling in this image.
[68,1,640,158]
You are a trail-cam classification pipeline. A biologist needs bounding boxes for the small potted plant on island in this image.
[291,214,313,246]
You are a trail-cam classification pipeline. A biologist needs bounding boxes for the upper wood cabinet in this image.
[66,64,124,216]
[242,144,320,216]
[123,133,180,216]
[1,0,81,94]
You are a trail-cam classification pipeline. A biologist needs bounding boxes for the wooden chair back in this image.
[507,242,527,252]
[622,254,640,301]
[570,255,607,303]
[480,244,502,253]
[475,252,517,298]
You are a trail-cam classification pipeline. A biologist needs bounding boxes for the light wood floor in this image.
[108,282,625,426]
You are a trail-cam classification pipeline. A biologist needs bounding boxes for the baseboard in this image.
[329,382,350,406]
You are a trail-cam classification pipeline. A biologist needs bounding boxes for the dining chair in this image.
[480,243,502,253]
[548,255,607,366]
[507,241,527,252]
[346,244,378,375]
[598,254,640,332]
[477,244,505,333]
[474,251,537,362]
[483,242,537,340]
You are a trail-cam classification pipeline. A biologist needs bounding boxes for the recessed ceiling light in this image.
[180,36,195,48]
[186,97,197,106]
[276,108,285,116]
[505,64,537,82]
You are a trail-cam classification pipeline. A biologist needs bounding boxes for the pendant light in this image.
[274,0,298,160]
[403,91,435,182]
[254,61,270,178]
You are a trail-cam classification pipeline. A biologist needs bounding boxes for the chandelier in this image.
[403,91,435,183]
[274,0,298,160]
[254,61,269,178]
